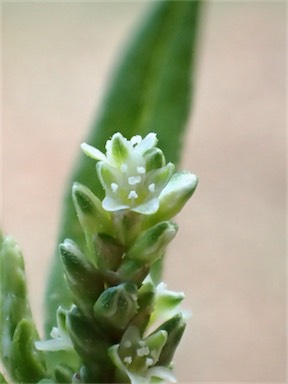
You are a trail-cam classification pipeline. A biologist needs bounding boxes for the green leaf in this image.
[45,1,201,335]
[0,372,8,384]
[0,234,46,382]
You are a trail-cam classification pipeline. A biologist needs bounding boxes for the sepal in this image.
[147,172,198,225]
[93,283,138,331]
[72,182,112,236]
[60,239,104,317]
[153,313,186,366]
[125,221,178,265]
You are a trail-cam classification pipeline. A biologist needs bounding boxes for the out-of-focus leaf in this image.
[45,1,201,335]
[0,235,46,382]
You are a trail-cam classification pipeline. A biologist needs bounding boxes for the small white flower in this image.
[109,325,176,384]
[35,307,73,352]
[81,133,175,215]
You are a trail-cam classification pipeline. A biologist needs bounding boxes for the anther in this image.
[128,176,141,185]
[137,166,146,174]
[148,183,155,193]
[136,347,150,357]
[111,183,119,193]
[128,190,138,200]
[124,356,133,365]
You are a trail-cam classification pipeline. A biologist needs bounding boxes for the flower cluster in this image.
[35,133,198,384]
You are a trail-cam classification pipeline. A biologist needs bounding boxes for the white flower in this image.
[142,276,186,327]
[35,307,73,352]
[81,133,175,215]
[109,325,176,384]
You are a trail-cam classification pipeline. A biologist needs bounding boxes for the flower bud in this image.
[125,221,178,265]
[93,283,138,331]
[93,233,124,271]
[72,182,112,235]
[153,313,186,366]
[146,171,198,225]
[59,239,104,317]
[130,282,155,333]
[66,306,110,368]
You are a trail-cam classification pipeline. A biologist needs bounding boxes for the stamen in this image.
[145,357,154,367]
[139,340,145,347]
[124,356,133,365]
[124,341,132,348]
[128,176,141,185]
[148,183,155,193]
[136,347,150,357]
[121,164,128,173]
[128,190,138,200]
[137,166,146,174]
[111,183,119,193]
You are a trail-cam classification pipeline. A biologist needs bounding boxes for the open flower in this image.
[35,307,73,352]
[109,325,176,384]
[81,133,174,215]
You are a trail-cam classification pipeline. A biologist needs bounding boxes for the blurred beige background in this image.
[2,1,286,383]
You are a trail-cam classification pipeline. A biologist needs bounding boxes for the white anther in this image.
[137,166,146,174]
[111,183,119,193]
[121,164,128,173]
[128,190,138,200]
[124,356,133,365]
[139,340,145,347]
[124,341,132,348]
[136,347,150,357]
[128,176,141,185]
[145,358,154,367]
[148,183,155,193]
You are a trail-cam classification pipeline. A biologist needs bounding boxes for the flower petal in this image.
[81,143,106,161]
[132,198,159,215]
[135,133,157,154]
[102,196,130,212]
[147,366,176,383]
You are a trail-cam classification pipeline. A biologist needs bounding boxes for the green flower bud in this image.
[153,313,186,366]
[130,282,155,333]
[93,283,138,331]
[147,172,198,225]
[66,306,112,380]
[117,259,150,286]
[72,182,112,235]
[125,221,178,265]
[93,233,124,271]
[60,239,104,317]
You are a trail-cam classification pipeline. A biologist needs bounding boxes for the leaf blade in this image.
[45,1,201,335]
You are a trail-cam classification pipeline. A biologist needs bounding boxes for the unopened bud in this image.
[125,221,178,265]
[93,283,138,331]
[59,239,104,317]
[147,172,198,225]
[154,313,186,366]
[72,182,112,235]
